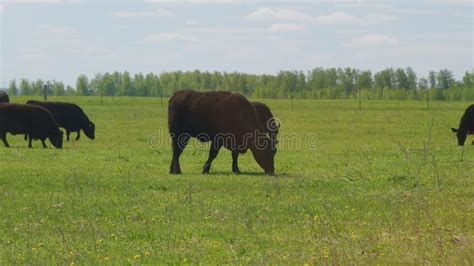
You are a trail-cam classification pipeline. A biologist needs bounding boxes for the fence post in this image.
[426,87,430,110]
[43,84,47,101]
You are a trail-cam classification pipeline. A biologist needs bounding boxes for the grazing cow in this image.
[0,103,63,148]
[168,90,277,175]
[451,104,474,146]
[0,91,9,103]
[26,100,95,141]
[232,102,279,173]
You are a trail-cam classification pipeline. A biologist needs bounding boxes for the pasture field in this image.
[1,96,473,264]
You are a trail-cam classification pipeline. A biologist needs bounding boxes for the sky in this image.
[0,0,473,87]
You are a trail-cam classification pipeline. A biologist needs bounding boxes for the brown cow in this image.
[168,90,277,175]
[232,102,279,173]
[0,91,9,103]
[0,103,63,148]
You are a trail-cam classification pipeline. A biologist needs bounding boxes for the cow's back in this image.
[27,101,89,130]
[460,104,474,131]
[0,103,58,137]
[168,91,264,149]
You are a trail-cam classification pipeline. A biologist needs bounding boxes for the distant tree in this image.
[8,80,18,96]
[374,68,394,90]
[102,73,117,96]
[112,71,122,94]
[32,79,45,95]
[339,67,356,96]
[406,67,417,91]
[394,68,409,90]
[428,71,437,89]
[462,71,473,88]
[90,73,104,96]
[118,71,133,96]
[134,73,148,96]
[19,78,32,95]
[52,81,65,96]
[436,69,455,90]
[145,73,160,97]
[277,70,298,98]
[356,70,373,90]
[66,85,76,96]
[76,74,91,95]
[418,77,428,90]
[307,67,326,95]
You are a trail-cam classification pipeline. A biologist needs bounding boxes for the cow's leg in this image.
[202,142,221,174]
[24,134,28,141]
[66,130,71,141]
[170,134,189,174]
[75,131,81,141]
[232,151,241,174]
[1,132,10,148]
[28,136,33,148]
[41,139,48,148]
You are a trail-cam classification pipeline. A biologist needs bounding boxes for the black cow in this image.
[451,104,474,146]
[26,100,95,141]
[0,103,63,148]
[232,102,279,173]
[0,91,9,103]
[168,90,277,175]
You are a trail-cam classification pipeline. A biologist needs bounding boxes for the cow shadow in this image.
[205,171,265,176]
[206,171,291,177]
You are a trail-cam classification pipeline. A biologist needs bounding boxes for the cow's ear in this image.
[451,128,458,133]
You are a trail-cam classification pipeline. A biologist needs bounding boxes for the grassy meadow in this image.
[1,96,473,264]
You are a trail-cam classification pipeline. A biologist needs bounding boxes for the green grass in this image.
[1,96,473,264]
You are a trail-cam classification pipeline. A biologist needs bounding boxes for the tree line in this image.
[5,68,474,101]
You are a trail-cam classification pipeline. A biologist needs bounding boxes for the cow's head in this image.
[251,134,277,175]
[49,131,63,149]
[84,122,95,140]
[451,128,467,146]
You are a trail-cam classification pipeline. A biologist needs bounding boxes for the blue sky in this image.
[0,0,472,86]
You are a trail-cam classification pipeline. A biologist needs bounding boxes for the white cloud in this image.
[188,0,243,3]
[145,33,197,42]
[347,33,399,47]
[145,0,243,3]
[315,11,396,25]
[112,9,173,18]
[68,46,114,57]
[4,0,80,3]
[26,24,114,58]
[269,23,306,32]
[434,0,474,5]
[144,0,176,2]
[246,8,396,26]
[246,8,313,21]
[0,4,4,14]
[18,48,49,61]
[34,24,78,37]
[185,20,198,25]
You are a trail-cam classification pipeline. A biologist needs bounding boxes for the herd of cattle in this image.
[0,91,95,149]
[0,89,473,175]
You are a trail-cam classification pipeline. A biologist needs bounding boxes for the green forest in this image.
[4,67,474,101]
